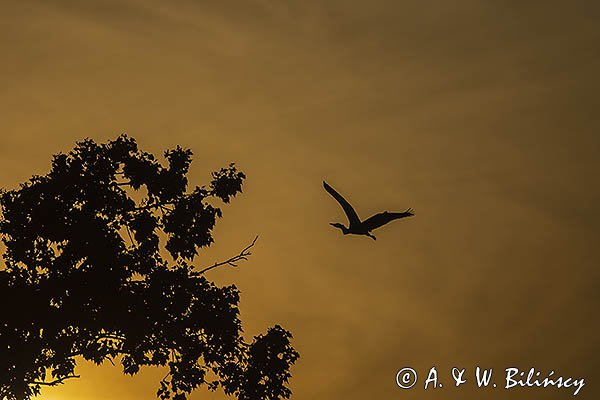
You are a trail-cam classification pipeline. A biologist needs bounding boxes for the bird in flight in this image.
[323,181,414,240]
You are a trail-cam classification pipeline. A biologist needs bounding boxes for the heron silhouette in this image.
[323,181,414,240]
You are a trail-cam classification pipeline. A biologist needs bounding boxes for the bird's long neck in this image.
[331,223,350,234]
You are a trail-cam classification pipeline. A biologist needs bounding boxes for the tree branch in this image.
[29,374,80,386]
[94,332,126,342]
[198,236,258,274]
[124,224,136,247]
[132,202,175,212]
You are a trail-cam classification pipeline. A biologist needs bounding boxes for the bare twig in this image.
[199,236,258,274]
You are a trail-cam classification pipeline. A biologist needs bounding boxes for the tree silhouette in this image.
[0,136,299,400]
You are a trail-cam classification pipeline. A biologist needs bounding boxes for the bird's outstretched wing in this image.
[323,181,361,226]
[361,209,414,231]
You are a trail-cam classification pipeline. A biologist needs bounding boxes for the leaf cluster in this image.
[0,136,298,400]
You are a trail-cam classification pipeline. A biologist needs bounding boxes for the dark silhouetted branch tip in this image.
[199,235,259,274]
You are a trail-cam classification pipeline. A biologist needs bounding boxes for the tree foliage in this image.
[0,136,299,400]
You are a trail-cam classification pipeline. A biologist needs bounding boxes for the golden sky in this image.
[1,1,599,399]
